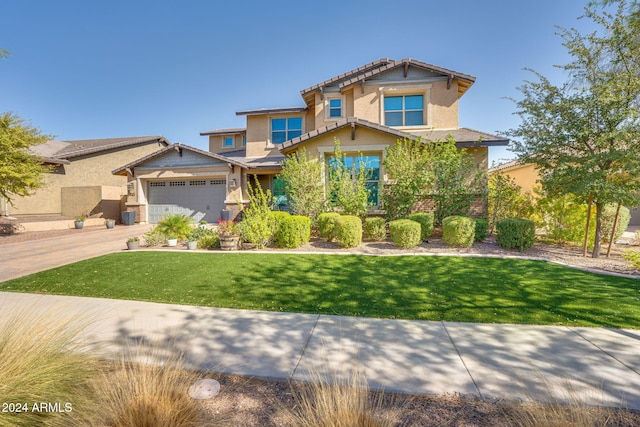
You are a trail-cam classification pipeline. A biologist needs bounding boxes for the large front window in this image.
[271,117,303,144]
[328,154,381,206]
[384,95,423,126]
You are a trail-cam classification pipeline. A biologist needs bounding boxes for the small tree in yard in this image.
[508,1,640,257]
[0,112,52,207]
[277,148,326,223]
[382,138,433,220]
[328,138,370,217]
[429,136,487,225]
[240,175,276,249]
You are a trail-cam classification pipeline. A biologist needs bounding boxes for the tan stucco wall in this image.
[245,112,313,158]
[8,141,165,216]
[489,163,540,196]
[208,134,245,154]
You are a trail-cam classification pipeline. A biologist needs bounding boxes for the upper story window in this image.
[242,136,246,146]
[271,117,302,144]
[223,136,234,148]
[384,95,424,126]
[328,99,342,118]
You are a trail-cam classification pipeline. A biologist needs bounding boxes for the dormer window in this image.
[223,136,234,148]
[384,95,424,126]
[271,117,303,144]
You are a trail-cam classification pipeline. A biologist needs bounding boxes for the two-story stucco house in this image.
[114,58,509,224]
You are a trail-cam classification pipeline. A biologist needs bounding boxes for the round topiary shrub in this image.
[388,219,422,248]
[495,218,535,251]
[363,217,386,241]
[408,212,435,240]
[317,212,341,241]
[276,215,311,249]
[334,215,362,248]
[474,218,488,242]
[442,216,475,248]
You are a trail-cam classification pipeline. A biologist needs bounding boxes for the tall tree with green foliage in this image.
[508,1,640,257]
[429,136,487,224]
[327,138,370,217]
[277,148,326,222]
[0,112,52,206]
[381,137,433,220]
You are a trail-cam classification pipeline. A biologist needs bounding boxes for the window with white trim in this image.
[223,136,234,148]
[271,117,302,144]
[384,95,424,126]
[327,98,342,119]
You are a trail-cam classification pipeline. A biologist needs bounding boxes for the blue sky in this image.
[1,1,602,166]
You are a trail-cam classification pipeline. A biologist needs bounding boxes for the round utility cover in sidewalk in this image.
[189,379,221,400]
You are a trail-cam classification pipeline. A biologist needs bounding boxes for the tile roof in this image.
[199,128,246,136]
[31,136,169,161]
[235,106,307,116]
[279,118,508,153]
[112,143,250,175]
[488,159,524,173]
[300,58,476,104]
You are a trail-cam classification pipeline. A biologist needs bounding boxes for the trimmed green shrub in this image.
[318,212,341,241]
[388,219,422,248]
[276,215,311,249]
[442,216,475,248]
[197,232,220,249]
[363,217,386,241]
[334,215,363,248]
[474,219,488,242]
[408,212,434,240]
[496,218,536,251]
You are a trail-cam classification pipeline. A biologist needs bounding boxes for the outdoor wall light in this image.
[229,179,237,187]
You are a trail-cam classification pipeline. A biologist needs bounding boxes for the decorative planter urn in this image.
[166,238,178,247]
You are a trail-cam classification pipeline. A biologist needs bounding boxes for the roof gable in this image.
[300,58,476,105]
[112,143,249,175]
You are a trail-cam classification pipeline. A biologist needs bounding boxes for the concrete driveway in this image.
[0,224,152,282]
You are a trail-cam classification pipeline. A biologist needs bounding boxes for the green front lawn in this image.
[2,252,639,328]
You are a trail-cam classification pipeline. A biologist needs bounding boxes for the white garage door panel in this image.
[147,179,226,224]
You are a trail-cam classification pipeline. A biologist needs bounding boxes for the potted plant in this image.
[74,215,86,229]
[155,214,193,246]
[105,218,115,229]
[218,219,241,250]
[186,233,198,250]
[199,219,208,229]
[126,237,140,250]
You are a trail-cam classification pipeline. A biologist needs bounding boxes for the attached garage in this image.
[147,178,227,223]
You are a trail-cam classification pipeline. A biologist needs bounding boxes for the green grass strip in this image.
[2,252,639,328]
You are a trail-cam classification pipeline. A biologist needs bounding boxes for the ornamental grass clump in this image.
[335,215,363,248]
[496,218,536,251]
[318,212,341,241]
[388,219,421,248]
[442,216,475,248]
[276,215,311,249]
[363,217,386,241]
[155,214,194,241]
[408,212,434,240]
[0,305,100,427]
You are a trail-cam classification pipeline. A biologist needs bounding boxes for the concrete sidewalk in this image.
[1,291,639,410]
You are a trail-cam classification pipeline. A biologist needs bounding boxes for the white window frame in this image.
[222,136,235,149]
[379,85,431,129]
[269,116,304,146]
[324,95,345,121]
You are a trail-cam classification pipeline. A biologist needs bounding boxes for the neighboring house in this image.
[488,160,540,196]
[2,136,169,220]
[115,58,509,224]
[489,160,640,226]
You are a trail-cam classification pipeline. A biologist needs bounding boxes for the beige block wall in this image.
[490,163,540,196]
[8,141,165,216]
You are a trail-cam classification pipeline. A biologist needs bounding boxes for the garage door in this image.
[147,179,226,224]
